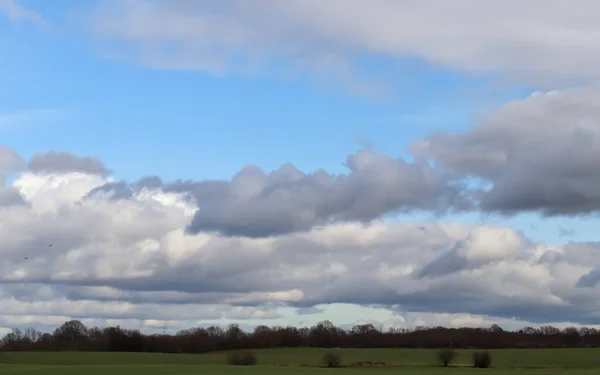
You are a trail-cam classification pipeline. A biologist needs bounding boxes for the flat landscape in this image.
[1,348,600,375]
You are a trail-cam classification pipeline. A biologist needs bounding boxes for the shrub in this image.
[438,348,455,367]
[226,351,257,366]
[473,351,492,368]
[322,351,342,368]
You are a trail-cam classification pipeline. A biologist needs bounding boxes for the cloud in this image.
[0,0,46,26]
[383,311,600,332]
[0,186,26,207]
[1,147,600,329]
[5,1,600,333]
[0,145,25,177]
[412,89,600,216]
[28,151,110,176]
[88,0,600,87]
[88,149,471,237]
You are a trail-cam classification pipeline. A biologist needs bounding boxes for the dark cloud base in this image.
[28,151,110,176]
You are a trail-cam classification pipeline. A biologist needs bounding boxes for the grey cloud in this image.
[479,129,600,215]
[576,269,600,288]
[562,242,600,267]
[0,186,26,207]
[0,145,25,176]
[416,227,531,278]
[415,243,468,278]
[0,298,278,322]
[386,276,600,326]
[92,150,471,237]
[0,146,27,207]
[399,293,600,326]
[299,279,401,308]
[295,306,324,315]
[570,243,600,288]
[28,150,110,176]
[536,250,563,265]
[86,181,134,200]
[64,290,251,307]
[187,151,471,237]
[86,176,226,205]
[413,89,600,216]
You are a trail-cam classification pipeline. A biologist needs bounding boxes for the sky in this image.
[3,0,600,335]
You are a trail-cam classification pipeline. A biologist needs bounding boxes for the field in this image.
[0,348,599,374]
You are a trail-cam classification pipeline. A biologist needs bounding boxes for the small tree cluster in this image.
[226,351,257,366]
[322,351,342,368]
[473,351,492,368]
[437,348,455,367]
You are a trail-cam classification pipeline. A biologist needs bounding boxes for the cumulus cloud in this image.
[88,0,600,87]
[412,89,600,216]
[1,146,600,330]
[89,149,471,237]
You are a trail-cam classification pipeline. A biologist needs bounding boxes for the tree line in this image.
[1,320,599,352]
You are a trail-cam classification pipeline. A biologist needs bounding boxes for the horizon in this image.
[3,0,600,336]
[3,315,598,336]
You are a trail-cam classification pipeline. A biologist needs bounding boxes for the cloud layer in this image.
[3,88,600,331]
[1,164,599,327]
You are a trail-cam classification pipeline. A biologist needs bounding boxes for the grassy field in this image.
[0,348,599,374]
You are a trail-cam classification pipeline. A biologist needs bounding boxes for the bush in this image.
[226,351,257,366]
[322,351,342,368]
[437,348,455,367]
[473,351,492,368]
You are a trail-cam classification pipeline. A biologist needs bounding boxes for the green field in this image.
[0,348,599,374]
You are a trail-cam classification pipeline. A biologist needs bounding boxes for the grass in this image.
[0,348,599,374]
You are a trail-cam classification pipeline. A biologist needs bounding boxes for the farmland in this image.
[0,348,599,375]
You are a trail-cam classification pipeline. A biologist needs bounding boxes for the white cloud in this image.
[89,0,600,87]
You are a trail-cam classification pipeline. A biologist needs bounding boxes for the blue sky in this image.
[2,0,600,332]
[1,1,529,181]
